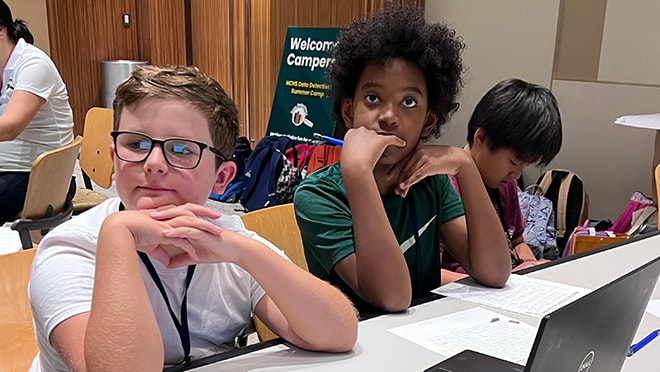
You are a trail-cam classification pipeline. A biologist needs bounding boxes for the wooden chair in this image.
[239,203,307,342]
[10,136,83,249]
[0,248,39,371]
[72,107,114,213]
[655,164,660,214]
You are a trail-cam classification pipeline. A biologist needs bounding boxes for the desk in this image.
[183,232,660,372]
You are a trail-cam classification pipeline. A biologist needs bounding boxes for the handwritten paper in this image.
[433,274,589,318]
[614,113,660,130]
[388,307,536,365]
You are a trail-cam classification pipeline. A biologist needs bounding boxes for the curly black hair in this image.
[326,3,465,138]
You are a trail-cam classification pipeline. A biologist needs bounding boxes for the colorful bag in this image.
[518,185,559,260]
[609,191,653,234]
[306,144,342,175]
[240,135,302,211]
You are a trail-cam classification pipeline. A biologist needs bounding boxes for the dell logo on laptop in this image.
[577,351,595,372]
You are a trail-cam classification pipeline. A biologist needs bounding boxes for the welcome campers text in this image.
[287,37,337,71]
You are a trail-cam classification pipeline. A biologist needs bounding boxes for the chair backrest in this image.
[655,164,660,211]
[239,203,307,270]
[79,107,114,189]
[239,203,307,341]
[0,248,38,371]
[21,136,83,222]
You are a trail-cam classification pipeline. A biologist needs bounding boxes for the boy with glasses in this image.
[29,65,357,371]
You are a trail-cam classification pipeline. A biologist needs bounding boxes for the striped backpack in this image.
[536,169,589,256]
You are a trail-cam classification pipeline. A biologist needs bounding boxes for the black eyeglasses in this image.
[110,131,227,170]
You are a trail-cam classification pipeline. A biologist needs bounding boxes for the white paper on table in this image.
[647,300,660,319]
[433,274,589,318]
[0,227,22,255]
[614,113,660,130]
[388,307,536,365]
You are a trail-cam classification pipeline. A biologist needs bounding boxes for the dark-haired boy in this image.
[294,4,511,315]
[442,78,563,283]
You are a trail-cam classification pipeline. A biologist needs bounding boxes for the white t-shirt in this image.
[0,38,74,172]
[28,198,288,371]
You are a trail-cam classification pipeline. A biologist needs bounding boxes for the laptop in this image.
[425,256,660,372]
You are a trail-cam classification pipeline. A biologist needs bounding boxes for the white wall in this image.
[426,0,660,220]
[599,0,660,85]
[424,0,560,189]
[6,0,50,54]
[549,81,660,219]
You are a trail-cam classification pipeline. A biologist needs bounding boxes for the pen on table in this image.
[313,133,343,147]
[627,329,659,357]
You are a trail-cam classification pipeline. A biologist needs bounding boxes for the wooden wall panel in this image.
[136,0,187,65]
[46,0,139,136]
[231,0,249,137]
[190,0,232,89]
[188,0,422,142]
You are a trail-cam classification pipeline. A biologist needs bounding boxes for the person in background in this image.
[442,78,563,284]
[29,65,357,371]
[0,0,74,223]
[294,4,511,316]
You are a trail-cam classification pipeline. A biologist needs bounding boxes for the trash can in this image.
[100,60,148,108]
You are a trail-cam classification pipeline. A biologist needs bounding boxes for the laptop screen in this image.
[525,256,660,372]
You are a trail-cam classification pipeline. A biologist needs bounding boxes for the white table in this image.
[178,232,660,372]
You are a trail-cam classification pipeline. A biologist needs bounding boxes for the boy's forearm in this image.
[85,215,164,371]
[342,167,412,311]
[454,162,510,287]
[236,238,357,351]
[514,241,537,262]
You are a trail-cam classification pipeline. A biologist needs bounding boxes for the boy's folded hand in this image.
[390,145,466,197]
[341,127,406,172]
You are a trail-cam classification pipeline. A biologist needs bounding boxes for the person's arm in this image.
[513,237,537,262]
[395,145,510,288]
[440,268,468,285]
[148,204,357,352]
[0,90,44,141]
[335,127,412,312]
[84,212,167,371]
[235,237,357,352]
[511,237,550,271]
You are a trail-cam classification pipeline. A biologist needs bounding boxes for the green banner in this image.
[266,27,340,143]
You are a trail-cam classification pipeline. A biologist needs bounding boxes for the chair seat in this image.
[72,188,108,213]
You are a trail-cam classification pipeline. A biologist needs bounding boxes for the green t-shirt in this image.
[294,163,464,314]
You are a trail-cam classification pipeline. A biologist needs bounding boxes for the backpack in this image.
[209,136,252,203]
[306,144,342,175]
[239,135,302,211]
[609,191,653,234]
[536,169,589,255]
[285,144,315,172]
[518,185,559,260]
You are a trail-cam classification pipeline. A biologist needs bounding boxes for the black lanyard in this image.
[119,203,196,363]
[138,252,195,364]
